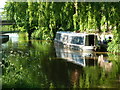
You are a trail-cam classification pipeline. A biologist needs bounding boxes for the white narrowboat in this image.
[54,31,99,51]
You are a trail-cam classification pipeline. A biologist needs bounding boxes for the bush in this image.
[32,27,53,40]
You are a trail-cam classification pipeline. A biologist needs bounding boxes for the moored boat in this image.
[54,31,99,51]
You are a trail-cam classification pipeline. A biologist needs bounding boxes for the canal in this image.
[1,33,120,88]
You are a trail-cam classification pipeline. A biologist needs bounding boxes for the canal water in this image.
[1,33,120,88]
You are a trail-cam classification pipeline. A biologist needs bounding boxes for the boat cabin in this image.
[54,31,99,51]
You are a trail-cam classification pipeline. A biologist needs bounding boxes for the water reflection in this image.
[70,69,80,86]
[54,44,98,67]
[54,44,99,86]
[4,33,19,43]
[1,33,120,88]
[98,55,113,72]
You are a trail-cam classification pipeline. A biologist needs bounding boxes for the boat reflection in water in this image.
[54,44,98,86]
[54,44,98,67]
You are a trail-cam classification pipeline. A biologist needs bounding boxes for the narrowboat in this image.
[0,35,9,44]
[54,31,99,51]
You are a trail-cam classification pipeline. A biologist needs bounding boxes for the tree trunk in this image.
[28,32,32,40]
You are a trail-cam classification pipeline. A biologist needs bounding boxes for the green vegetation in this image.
[2,2,120,88]
[78,64,120,88]
[2,36,120,88]
[4,2,120,53]
[2,34,53,88]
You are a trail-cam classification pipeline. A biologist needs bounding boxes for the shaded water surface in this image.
[1,33,120,88]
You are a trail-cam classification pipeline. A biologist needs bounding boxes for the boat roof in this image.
[56,31,98,36]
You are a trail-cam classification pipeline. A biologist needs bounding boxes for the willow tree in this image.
[4,2,15,20]
[107,2,120,53]
[4,2,28,30]
[4,2,120,53]
[4,2,16,29]
[36,2,53,40]
[78,3,89,32]
[36,2,74,39]
[27,1,39,40]
[73,1,78,31]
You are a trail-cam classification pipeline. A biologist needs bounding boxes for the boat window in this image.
[85,35,95,46]
[71,36,84,45]
[55,33,61,40]
[95,35,98,45]
[63,35,68,43]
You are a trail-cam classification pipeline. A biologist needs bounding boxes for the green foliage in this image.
[107,30,120,53]
[81,66,100,88]
[4,2,120,52]
[79,61,120,88]
[49,83,55,88]
[32,27,53,40]
[2,38,53,88]
[2,32,120,88]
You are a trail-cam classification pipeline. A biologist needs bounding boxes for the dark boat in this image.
[0,35,9,44]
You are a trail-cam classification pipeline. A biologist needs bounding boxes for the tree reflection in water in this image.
[1,33,120,88]
[54,43,120,88]
[70,69,80,86]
